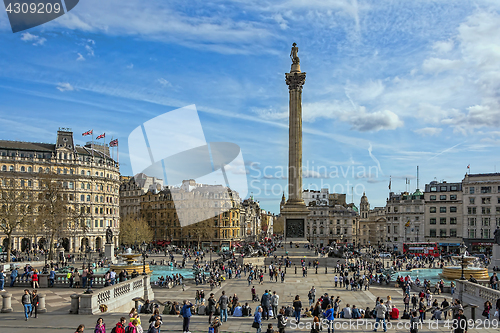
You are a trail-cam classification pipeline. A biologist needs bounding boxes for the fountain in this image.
[110,248,152,274]
[441,243,489,280]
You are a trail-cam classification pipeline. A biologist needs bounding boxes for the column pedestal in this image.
[490,244,500,269]
[105,243,115,264]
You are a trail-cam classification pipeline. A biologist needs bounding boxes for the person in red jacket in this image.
[112,317,127,333]
[390,306,399,319]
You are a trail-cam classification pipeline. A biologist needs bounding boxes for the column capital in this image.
[285,72,306,90]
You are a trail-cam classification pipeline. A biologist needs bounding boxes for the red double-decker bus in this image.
[403,242,439,257]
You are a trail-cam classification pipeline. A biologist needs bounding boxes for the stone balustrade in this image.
[77,274,153,315]
[8,273,108,288]
[455,280,500,306]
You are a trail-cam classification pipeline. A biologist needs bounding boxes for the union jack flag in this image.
[82,129,93,136]
[96,133,105,140]
[109,139,118,147]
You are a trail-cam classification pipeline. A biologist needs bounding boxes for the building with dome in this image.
[359,192,386,248]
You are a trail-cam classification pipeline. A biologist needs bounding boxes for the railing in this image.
[78,274,153,315]
[456,280,500,306]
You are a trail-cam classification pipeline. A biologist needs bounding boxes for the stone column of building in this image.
[281,43,311,243]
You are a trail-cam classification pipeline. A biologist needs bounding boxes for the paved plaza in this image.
[1,258,499,332]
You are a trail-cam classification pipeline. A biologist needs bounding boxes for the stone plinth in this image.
[105,244,115,264]
[490,244,500,269]
[282,202,310,242]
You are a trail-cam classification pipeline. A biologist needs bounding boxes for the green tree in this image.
[119,214,153,246]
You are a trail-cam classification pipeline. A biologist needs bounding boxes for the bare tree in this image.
[186,219,215,250]
[36,173,72,260]
[0,178,31,262]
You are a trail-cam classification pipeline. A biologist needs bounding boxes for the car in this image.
[379,253,391,258]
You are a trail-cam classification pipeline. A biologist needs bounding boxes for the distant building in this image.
[424,181,463,252]
[140,179,241,251]
[385,190,425,252]
[359,192,386,248]
[240,197,262,240]
[0,129,120,252]
[303,188,360,247]
[119,173,163,219]
[462,173,500,255]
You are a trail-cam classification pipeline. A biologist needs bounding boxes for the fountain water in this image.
[441,255,489,280]
[110,248,152,274]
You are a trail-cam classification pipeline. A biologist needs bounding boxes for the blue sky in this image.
[1,0,500,214]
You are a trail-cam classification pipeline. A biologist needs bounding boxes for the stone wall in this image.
[455,280,500,307]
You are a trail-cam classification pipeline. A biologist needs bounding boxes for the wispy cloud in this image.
[76,53,85,61]
[21,32,46,46]
[56,82,75,92]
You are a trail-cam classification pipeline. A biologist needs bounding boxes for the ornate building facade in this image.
[0,129,120,252]
[140,179,241,251]
[358,193,386,248]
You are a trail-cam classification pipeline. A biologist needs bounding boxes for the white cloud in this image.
[432,40,454,54]
[127,64,134,69]
[157,78,172,87]
[422,58,462,73]
[20,32,46,46]
[413,127,443,136]
[85,44,94,56]
[56,82,75,92]
[76,53,85,61]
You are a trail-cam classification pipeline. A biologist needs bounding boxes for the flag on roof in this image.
[96,133,105,139]
[82,129,93,136]
[109,139,118,147]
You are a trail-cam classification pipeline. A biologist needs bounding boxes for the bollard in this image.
[470,304,478,321]
[325,267,327,274]
[37,294,47,313]
[265,266,267,273]
[1,293,13,313]
[295,266,297,274]
[69,294,79,314]
[315,267,318,274]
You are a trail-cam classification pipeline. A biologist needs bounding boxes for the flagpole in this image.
[110,136,113,161]
[91,131,94,158]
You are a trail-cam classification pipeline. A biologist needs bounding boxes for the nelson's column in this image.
[281,43,310,243]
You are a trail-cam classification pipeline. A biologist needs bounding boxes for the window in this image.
[86,195,91,202]
[95,220,98,228]
[482,229,490,238]
[430,195,436,201]
[430,218,436,225]
[450,207,457,213]
[482,207,490,214]
[440,229,447,237]
[439,218,446,225]
[497,207,500,214]
[482,217,490,226]
[440,186,447,191]
[80,195,85,201]
[450,185,458,191]
[430,186,437,192]
[482,197,491,204]
[430,207,436,213]
[27,180,31,187]
[1,165,5,171]
[81,170,85,175]
[430,229,436,237]
[450,195,457,200]
[393,226,398,233]
[20,180,25,187]
[440,195,446,200]
[470,197,475,204]
[450,217,457,225]
[450,229,457,237]
[440,207,446,213]
[469,229,476,238]
[387,226,390,233]
[467,207,476,214]
[20,166,25,172]
[470,187,475,194]
[69,182,74,189]
[481,186,491,193]
[9,165,14,171]
[81,183,85,189]
[468,217,476,226]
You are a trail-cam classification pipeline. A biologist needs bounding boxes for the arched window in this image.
[81,170,85,175]
[1,166,6,171]
[27,167,32,172]
[9,165,14,171]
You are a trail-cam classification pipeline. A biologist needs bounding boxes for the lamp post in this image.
[84,244,93,294]
[459,242,467,280]
[209,240,213,267]
[141,241,147,275]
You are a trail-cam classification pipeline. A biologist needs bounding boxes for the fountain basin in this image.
[441,266,489,280]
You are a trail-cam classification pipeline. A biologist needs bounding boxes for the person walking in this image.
[292,295,302,323]
[181,300,193,333]
[373,299,387,332]
[30,290,39,319]
[253,306,263,333]
[271,291,279,319]
[324,304,335,333]
[261,290,271,320]
[22,289,32,321]
[207,293,216,324]
[218,291,229,323]
[277,308,287,333]
[94,317,105,333]
[453,308,468,333]
[113,317,127,333]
